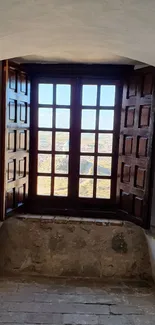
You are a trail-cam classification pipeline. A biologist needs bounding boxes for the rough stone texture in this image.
[112,233,128,254]
[0,278,154,324]
[0,216,151,279]
[145,231,155,282]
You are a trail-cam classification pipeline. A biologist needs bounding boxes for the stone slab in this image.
[0,216,151,279]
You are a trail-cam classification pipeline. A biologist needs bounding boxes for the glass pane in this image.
[38,84,53,105]
[37,176,51,195]
[56,84,71,105]
[55,132,69,151]
[80,156,94,175]
[82,85,97,106]
[80,133,95,153]
[55,155,69,174]
[96,179,111,199]
[56,109,70,129]
[79,178,93,198]
[99,110,114,130]
[38,131,52,151]
[100,85,116,106]
[54,177,68,196]
[38,107,52,128]
[81,110,96,130]
[98,134,113,153]
[38,154,51,173]
[97,157,112,176]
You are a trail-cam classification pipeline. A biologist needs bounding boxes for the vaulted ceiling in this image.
[0,0,155,65]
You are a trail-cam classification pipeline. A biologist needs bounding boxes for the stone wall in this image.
[0,215,152,280]
[145,230,155,282]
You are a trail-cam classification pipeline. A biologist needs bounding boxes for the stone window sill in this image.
[15,214,125,227]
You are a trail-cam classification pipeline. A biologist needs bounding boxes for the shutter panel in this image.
[117,68,155,228]
[2,61,30,217]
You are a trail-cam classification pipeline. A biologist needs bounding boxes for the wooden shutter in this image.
[1,61,30,218]
[117,68,155,228]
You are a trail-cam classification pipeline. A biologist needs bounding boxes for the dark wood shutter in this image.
[117,68,155,228]
[1,61,30,218]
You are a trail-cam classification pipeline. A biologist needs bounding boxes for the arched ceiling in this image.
[0,0,155,65]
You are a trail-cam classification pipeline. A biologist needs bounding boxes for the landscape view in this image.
[37,84,115,199]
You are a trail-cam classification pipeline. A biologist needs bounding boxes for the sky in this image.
[38,84,115,130]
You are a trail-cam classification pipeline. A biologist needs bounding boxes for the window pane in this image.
[54,177,68,196]
[56,85,71,105]
[38,131,52,151]
[98,134,113,153]
[37,176,51,195]
[96,179,111,199]
[55,155,69,174]
[55,132,69,151]
[79,178,93,198]
[97,157,112,176]
[81,110,96,130]
[100,85,116,106]
[38,107,52,128]
[99,110,114,130]
[80,156,94,175]
[38,154,51,173]
[80,133,95,153]
[82,85,97,106]
[38,84,53,105]
[56,109,70,129]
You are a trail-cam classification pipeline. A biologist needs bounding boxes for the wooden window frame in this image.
[24,64,127,216]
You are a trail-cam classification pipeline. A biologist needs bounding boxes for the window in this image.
[37,84,71,196]
[78,84,115,199]
[35,79,117,208]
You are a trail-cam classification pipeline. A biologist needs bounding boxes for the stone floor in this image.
[0,278,154,324]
